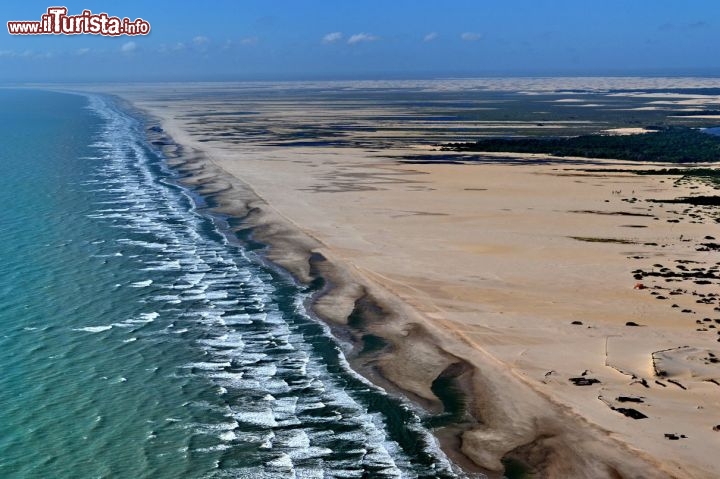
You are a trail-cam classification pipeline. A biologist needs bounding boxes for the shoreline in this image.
[138,110,514,476]
[155,133,673,478]
[125,98,473,477]
[98,80,720,478]
[137,107,481,476]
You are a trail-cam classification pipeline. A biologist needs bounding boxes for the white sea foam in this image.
[185,361,231,371]
[130,279,153,288]
[289,446,332,461]
[250,363,277,378]
[142,260,181,271]
[259,432,274,449]
[265,453,294,471]
[117,239,168,250]
[234,409,278,428]
[199,333,244,351]
[223,314,253,325]
[282,430,310,449]
[204,290,228,300]
[153,294,181,303]
[192,444,231,453]
[73,325,113,333]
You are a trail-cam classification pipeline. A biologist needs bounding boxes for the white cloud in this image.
[172,42,186,51]
[347,33,378,44]
[0,49,54,60]
[240,36,258,46]
[121,41,137,53]
[193,35,209,46]
[76,47,90,55]
[0,49,54,59]
[322,32,343,44]
[423,32,438,42]
[461,32,482,41]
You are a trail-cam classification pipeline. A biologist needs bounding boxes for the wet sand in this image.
[98,79,720,478]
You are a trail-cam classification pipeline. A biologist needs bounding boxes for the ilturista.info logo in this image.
[7,7,150,36]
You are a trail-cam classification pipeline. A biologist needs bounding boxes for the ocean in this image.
[0,89,466,479]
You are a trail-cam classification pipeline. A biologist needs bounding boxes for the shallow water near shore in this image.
[0,90,468,478]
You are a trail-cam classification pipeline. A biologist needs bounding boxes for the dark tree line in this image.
[443,127,720,163]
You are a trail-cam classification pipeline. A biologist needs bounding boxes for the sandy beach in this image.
[101,79,720,478]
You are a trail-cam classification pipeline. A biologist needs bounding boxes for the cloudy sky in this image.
[1,0,719,82]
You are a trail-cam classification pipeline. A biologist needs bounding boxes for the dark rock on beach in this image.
[613,407,648,420]
[569,377,601,386]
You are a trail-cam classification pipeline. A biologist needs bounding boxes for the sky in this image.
[1,0,719,82]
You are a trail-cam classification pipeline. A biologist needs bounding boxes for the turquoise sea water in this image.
[0,90,467,479]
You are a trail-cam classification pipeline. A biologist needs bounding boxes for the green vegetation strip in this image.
[443,127,720,163]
